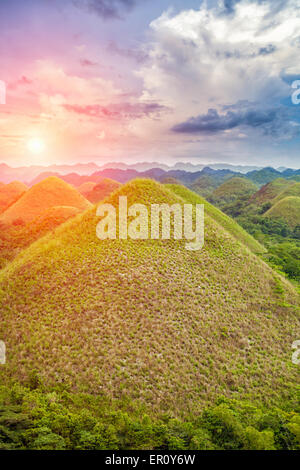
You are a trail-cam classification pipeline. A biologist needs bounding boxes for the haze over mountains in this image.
[0,162,298,185]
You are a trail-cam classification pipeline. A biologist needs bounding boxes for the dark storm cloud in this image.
[172,105,300,139]
[72,0,138,20]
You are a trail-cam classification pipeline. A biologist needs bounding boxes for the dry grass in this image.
[0,179,299,418]
[0,177,91,224]
[0,181,28,214]
[264,196,300,228]
[85,178,121,203]
[250,178,295,205]
[211,177,258,204]
[77,182,97,198]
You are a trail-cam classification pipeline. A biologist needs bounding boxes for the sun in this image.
[27,138,46,155]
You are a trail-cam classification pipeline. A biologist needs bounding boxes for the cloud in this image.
[64,102,167,120]
[72,0,138,20]
[172,103,300,139]
[8,76,32,90]
[139,0,300,107]
[80,58,98,67]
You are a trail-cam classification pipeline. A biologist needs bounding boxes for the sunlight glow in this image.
[27,138,46,155]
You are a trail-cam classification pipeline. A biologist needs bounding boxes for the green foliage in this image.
[0,385,299,450]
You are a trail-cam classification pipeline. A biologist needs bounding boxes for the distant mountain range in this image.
[26,166,300,188]
[0,161,295,184]
[0,161,299,187]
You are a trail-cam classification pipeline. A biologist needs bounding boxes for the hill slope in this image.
[77,182,97,198]
[190,175,218,199]
[0,179,298,417]
[250,178,295,205]
[246,167,282,185]
[167,184,265,254]
[0,177,91,224]
[272,182,300,205]
[211,177,258,205]
[0,206,81,270]
[85,178,121,203]
[0,181,28,214]
[264,196,300,228]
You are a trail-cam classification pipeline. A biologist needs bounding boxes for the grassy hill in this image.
[0,179,298,419]
[167,184,265,254]
[210,177,258,206]
[161,176,181,185]
[272,182,300,205]
[190,175,218,199]
[85,178,121,203]
[0,206,82,269]
[0,181,28,214]
[77,182,97,198]
[264,196,300,228]
[23,206,81,235]
[0,177,91,224]
[250,178,295,206]
[246,167,282,186]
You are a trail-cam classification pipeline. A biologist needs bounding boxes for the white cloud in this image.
[139,0,300,127]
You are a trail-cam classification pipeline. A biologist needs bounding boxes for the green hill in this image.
[272,182,300,205]
[167,184,265,254]
[161,176,181,185]
[190,175,218,199]
[246,167,282,185]
[210,177,257,205]
[250,178,296,205]
[0,179,298,418]
[264,196,300,228]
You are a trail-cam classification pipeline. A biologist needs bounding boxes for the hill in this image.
[24,205,81,235]
[190,175,218,199]
[85,178,121,204]
[264,196,300,228]
[0,181,28,214]
[210,177,258,205]
[161,176,181,185]
[250,178,295,205]
[0,177,91,224]
[77,182,97,198]
[0,179,298,418]
[0,206,81,270]
[272,182,300,205]
[167,184,265,254]
[246,167,282,186]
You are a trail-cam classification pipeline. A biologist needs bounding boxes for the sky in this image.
[0,0,300,168]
